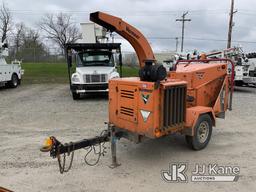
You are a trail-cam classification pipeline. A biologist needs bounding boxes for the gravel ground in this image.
[0,84,256,192]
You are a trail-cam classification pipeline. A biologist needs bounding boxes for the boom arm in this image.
[90,11,155,68]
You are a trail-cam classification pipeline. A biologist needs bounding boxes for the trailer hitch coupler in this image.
[40,137,55,152]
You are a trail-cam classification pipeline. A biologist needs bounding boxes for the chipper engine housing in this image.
[109,78,187,139]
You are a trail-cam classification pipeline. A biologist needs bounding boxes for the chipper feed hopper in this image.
[41,12,234,173]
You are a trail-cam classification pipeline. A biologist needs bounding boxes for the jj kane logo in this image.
[162,163,240,183]
[161,163,188,183]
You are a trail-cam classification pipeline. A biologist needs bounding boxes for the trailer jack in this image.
[40,126,121,174]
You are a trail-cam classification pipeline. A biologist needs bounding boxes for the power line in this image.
[237,11,256,16]
[115,36,256,44]
[7,9,230,16]
[187,37,256,44]
[8,9,227,13]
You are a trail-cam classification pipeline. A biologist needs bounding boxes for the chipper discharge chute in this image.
[40,11,235,173]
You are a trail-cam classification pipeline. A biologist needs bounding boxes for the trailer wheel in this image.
[8,74,19,88]
[186,114,212,150]
[72,92,80,100]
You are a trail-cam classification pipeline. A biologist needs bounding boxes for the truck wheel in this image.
[8,74,19,88]
[185,114,212,150]
[72,92,80,100]
[235,81,243,86]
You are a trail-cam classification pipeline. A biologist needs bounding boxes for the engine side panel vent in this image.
[163,85,187,127]
[120,89,134,99]
[118,85,138,122]
[120,106,134,117]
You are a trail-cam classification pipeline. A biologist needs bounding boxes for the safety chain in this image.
[57,142,75,174]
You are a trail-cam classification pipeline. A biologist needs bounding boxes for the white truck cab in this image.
[65,23,122,100]
[66,43,122,100]
[0,43,23,88]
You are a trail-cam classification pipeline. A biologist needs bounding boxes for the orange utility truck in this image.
[41,12,234,173]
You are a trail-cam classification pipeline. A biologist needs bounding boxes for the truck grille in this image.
[163,85,186,128]
[83,74,107,83]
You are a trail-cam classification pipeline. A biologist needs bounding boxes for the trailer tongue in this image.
[40,130,111,173]
[41,11,234,174]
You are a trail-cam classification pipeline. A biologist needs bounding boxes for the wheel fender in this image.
[12,73,18,78]
[183,106,216,136]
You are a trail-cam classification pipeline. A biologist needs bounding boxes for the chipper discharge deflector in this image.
[40,11,234,173]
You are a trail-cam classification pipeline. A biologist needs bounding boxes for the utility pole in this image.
[176,11,191,52]
[175,37,179,52]
[227,0,237,48]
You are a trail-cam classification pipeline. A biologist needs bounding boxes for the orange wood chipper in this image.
[40,11,234,173]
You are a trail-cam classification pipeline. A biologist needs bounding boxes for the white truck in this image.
[0,43,23,88]
[66,43,122,100]
[65,23,121,100]
[206,47,254,86]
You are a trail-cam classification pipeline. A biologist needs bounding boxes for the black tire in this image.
[185,114,212,150]
[235,81,243,86]
[8,74,19,88]
[72,92,80,100]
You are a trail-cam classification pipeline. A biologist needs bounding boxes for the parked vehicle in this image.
[65,23,122,100]
[66,43,122,100]
[0,43,23,88]
[243,55,256,86]
[206,47,256,86]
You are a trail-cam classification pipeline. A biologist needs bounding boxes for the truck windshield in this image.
[77,51,114,67]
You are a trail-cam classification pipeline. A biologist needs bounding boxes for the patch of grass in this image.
[119,66,139,77]
[21,63,139,84]
[21,63,69,84]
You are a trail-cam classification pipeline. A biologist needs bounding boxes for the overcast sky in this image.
[1,0,256,53]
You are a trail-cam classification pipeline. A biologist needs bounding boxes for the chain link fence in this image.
[6,46,175,66]
[7,47,66,63]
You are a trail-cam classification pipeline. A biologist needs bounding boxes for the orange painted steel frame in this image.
[90,11,234,140]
